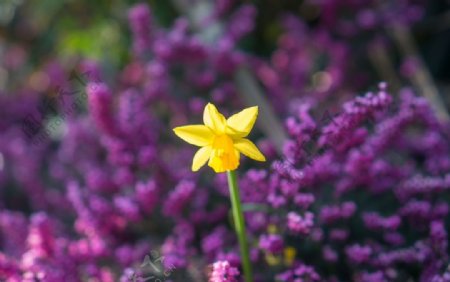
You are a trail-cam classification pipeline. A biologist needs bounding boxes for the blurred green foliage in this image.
[0,0,179,70]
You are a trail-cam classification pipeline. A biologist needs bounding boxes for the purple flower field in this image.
[0,1,449,281]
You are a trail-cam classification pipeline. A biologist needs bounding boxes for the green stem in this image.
[226,170,253,282]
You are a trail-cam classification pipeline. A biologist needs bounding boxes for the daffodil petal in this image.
[225,125,247,139]
[192,146,212,171]
[226,106,258,137]
[203,103,226,133]
[173,125,214,146]
[234,138,266,162]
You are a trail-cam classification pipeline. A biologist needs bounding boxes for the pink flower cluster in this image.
[1,0,448,281]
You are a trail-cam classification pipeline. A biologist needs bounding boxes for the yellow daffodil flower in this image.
[283,247,297,266]
[173,103,266,173]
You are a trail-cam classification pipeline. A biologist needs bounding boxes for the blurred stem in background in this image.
[390,23,449,121]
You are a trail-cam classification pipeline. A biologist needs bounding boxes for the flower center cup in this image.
[209,134,239,172]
